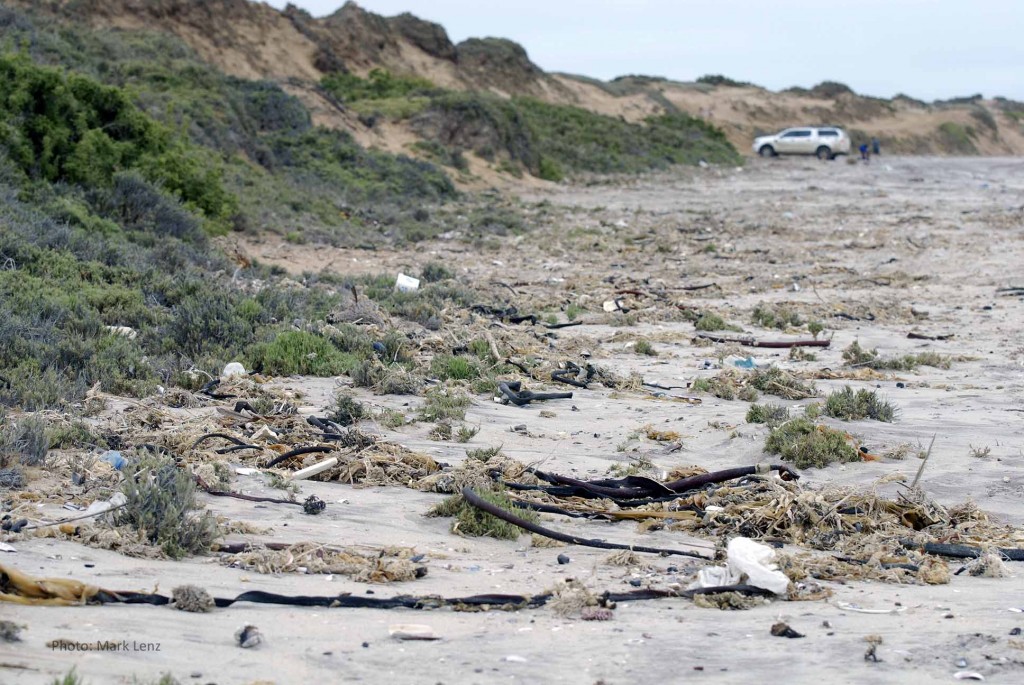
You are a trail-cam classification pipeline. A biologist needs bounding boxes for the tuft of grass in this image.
[466,445,502,461]
[746,403,790,426]
[0,413,48,467]
[420,261,454,283]
[566,303,582,321]
[695,313,728,331]
[351,360,422,395]
[692,376,735,401]
[51,670,84,685]
[420,387,471,422]
[456,424,480,443]
[378,407,407,429]
[748,367,816,400]
[429,422,453,441]
[789,347,817,362]
[807,321,825,338]
[824,386,896,422]
[328,393,365,426]
[969,445,991,459]
[764,418,860,469]
[115,454,220,559]
[633,340,657,356]
[428,486,537,539]
[804,402,822,419]
[842,342,950,371]
[429,354,481,381]
[751,304,803,330]
[47,421,104,450]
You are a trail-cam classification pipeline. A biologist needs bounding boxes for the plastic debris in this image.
[221,362,247,380]
[99,450,126,470]
[690,537,790,595]
[389,624,439,640]
[235,624,262,648]
[82,492,127,518]
[395,273,420,293]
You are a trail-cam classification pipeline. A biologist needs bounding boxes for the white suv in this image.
[753,127,851,160]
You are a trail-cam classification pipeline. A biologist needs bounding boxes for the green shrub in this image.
[633,340,657,356]
[746,403,790,426]
[0,412,48,467]
[328,393,365,426]
[763,417,860,469]
[115,454,220,559]
[824,386,896,422]
[248,331,357,376]
[429,354,481,381]
[420,386,470,422]
[428,486,536,539]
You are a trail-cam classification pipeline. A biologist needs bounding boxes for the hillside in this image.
[10,0,1024,158]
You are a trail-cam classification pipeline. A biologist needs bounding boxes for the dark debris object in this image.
[303,495,327,515]
[770,622,804,638]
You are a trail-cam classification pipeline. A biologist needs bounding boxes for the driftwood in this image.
[901,540,1024,561]
[695,333,831,349]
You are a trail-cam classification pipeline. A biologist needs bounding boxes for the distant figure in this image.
[871,137,881,156]
[859,143,870,162]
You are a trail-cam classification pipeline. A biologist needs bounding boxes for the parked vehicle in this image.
[752,127,851,160]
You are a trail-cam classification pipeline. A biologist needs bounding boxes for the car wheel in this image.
[816,146,833,160]
[759,145,775,158]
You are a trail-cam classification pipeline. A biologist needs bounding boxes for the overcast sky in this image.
[265,1,1024,101]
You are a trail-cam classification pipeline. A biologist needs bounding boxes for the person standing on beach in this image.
[871,137,881,156]
[859,143,870,161]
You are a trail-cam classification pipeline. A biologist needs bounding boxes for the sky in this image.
[265,0,1024,101]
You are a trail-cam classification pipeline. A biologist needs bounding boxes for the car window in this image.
[781,130,812,138]
[818,129,838,137]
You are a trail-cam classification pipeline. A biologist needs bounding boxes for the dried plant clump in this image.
[420,386,471,422]
[748,367,816,400]
[824,387,896,422]
[115,454,220,559]
[351,360,423,395]
[0,413,48,467]
[329,393,365,426]
[764,418,860,468]
[172,585,215,612]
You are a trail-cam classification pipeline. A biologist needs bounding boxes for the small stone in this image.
[1010,627,1022,636]
[235,624,262,648]
[896,382,905,388]
[666,566,678,573]
[955,658,968,668]
[0,620,24,642]
[557,554,570,565]
[513,424,527,433]
[629,579,642,587]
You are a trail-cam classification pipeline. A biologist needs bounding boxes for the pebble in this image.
[896,382,905,388]
[557,554,570,565]
[629,579,642,587]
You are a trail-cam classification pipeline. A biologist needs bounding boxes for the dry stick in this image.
[264,445,335,469]
[202,489,302,507]
[910,434,936,489]
[694,333,831,349]
[19,503,128,532]
[461,487,711,559]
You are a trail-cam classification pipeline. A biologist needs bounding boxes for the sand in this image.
[3,156,1024,684]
